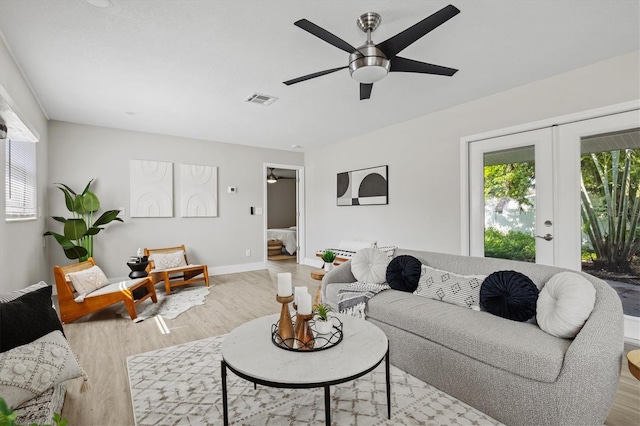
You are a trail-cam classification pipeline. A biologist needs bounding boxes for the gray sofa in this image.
[321,248,624,426]
[0,282,67,424]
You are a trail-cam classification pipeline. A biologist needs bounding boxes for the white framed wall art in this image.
[180,163,218,217]
[130,159,173,217]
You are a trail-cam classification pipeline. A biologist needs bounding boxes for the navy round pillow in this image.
[480,270,538,322]
[386,255,422,292]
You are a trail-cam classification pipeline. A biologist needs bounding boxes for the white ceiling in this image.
[0,1,638,152]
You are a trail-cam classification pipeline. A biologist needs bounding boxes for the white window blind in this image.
[5,139,37,220]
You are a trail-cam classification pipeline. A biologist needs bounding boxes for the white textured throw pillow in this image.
[414,264,485,310]
[151,251,187,270]
[66,265,109,297]
[0,331,84,408]
[351,248,390,284]
[537,272,596,338]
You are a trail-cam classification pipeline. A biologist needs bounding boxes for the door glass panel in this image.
[483,146,536,262]
[580,128,640,317]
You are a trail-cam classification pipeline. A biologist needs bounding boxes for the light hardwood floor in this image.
[58,260,640,425]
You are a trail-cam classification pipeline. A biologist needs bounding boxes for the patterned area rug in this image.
[127,335,503,425]
[116,286,210,321]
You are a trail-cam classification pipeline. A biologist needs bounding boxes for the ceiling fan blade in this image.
[283,66,348,86]
[390,57,458,76]
[294,19,357,53]
[376,4,460,59]
[360,83,373,100]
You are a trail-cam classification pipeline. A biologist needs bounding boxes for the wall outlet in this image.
[245,249,251,257]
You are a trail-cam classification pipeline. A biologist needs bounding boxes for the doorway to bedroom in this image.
[264,164,305,264]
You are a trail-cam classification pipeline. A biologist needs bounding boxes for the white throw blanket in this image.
[337,281,390,319]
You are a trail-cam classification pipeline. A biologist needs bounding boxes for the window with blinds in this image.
[5,139,37,220]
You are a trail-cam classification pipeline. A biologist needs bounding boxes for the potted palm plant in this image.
[44,179,123,262]
[314,303,334,334]
[321,249,337,272]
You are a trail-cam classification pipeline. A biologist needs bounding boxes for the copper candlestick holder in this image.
[294,312,315,351]
[276,294,295,348]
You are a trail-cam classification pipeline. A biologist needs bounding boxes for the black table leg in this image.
[221,360,228,426]
[385,346,391,419]
[324,385,331,425]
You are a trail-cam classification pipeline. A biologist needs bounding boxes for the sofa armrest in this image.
[556,278,624,419]
[321,260,355,299]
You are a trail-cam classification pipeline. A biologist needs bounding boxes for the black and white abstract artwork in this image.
[337,165,388,206]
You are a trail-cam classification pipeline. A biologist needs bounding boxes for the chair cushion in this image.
[537,272,596,338]
[480,270,538,322]
[80,278,149,301]
[149,264,204,274]
[0,286,64,353]
[351,248,390,284]
[0,331,84,408]
[414,264,485,310]
[151,251,187,270]
[386,255,422,292]
[65,265,109,298]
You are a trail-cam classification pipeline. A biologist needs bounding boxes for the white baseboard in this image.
[624,315,640,345]
[209,262,266,276]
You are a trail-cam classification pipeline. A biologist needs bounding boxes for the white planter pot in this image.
[324,262,334,272]
[315,319,333,334]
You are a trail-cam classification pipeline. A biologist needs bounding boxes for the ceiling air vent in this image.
[245,93,278,106]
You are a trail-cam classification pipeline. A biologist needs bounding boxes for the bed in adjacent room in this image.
[267,226,297,255]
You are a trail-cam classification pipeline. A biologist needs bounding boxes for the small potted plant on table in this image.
[314,303,334,334]
[321,250,337,272]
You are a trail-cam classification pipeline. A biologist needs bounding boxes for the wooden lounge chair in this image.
[144,245,209,294]
[53,258,157,323]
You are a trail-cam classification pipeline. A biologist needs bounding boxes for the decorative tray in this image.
[271,315,343,352]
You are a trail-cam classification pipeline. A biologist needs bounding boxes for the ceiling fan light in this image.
[267,168,278,184]
[349,45,390,83]
[351,65,388,83]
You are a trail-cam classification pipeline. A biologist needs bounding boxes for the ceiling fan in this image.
[267,168,296,184]
[283,4,460,100]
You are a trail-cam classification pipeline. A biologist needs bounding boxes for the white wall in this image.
[47,121,303,279]
[267,178,296,229]
[304,51,640,260]
[0,36,49,292]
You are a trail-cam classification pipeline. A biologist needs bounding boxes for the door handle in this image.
[536,233,553,241]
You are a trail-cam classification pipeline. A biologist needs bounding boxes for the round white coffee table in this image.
[221,313,389,425]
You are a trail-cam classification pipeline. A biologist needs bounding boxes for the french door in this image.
[466,107,640,339]
[469,128,555,265]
